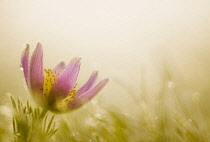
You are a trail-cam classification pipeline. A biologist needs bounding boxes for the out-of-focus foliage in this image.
[56,108,131,142]
[2,66,210,142]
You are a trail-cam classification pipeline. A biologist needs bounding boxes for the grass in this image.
[0,69,209,142]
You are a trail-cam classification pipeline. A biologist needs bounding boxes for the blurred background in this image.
[0,0,209,108]
[0,0,210,141]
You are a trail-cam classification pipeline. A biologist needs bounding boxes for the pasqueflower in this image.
[21,43,109,112]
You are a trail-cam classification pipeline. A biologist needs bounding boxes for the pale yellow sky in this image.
[0,0,210,110]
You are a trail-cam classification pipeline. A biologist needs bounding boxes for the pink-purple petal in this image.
[49,57,81,101]
[68,78,109,109]
[75,71,98,97]
[52,61,65,73]
[30,42,44,94]
[21,44,29,86]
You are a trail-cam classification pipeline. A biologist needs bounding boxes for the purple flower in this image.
[21,43,109,112]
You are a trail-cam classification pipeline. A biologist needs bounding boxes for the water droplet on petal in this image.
[20,65,23,71]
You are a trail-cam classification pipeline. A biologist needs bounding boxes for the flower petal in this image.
[52,61,65,73]
[30,42,44,94]
[49,57,81,102]
[68,78,109,109]
[21,44,29,86]
[75,71,98,97]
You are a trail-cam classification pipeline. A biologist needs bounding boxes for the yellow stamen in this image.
[61,83,78,102]
[43,69,60,96]
[57,83,78,108]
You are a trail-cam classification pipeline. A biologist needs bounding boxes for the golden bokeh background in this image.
[0,0,210,113]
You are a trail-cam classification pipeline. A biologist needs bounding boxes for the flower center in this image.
[43,69,78,111]
[43,68,77,101]
[43,69,59,96]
